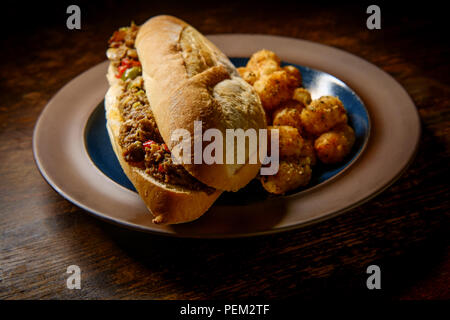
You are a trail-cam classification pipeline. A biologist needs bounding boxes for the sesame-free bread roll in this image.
[105,64,222,224]
[136,15,267,191]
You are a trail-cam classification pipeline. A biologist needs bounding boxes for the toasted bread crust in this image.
[136,15,267,191]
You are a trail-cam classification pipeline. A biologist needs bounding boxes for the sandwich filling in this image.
[107,23,215,194]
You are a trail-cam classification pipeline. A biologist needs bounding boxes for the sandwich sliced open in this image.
[105,16,266,224]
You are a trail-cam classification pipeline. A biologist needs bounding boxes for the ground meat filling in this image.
[107,23,215,194]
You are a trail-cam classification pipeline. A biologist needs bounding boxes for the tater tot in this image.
[293,88,312,107]
[283,99,304,110]
[269,125,304,158]
[314,124,355,164]
[254,70,298,111]
[241,50,301,112]
[247,50,280,78]
[300,138,317,166]
[237,67,258,85]
[260,158,312,194]
[258,60,280,77]
[272,103,303,133]
[283,65,302,88]
[237,67,246,76]
[300,96,348,136]
[247,49,281,71]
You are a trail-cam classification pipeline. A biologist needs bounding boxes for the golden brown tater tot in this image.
[254,70,298,111]
[237,67,258,85]
[293,88,312,107]
[283,65,302,88]
[247,49,281,71]
[300,138,317,166]
[269,125,303,158]
[260,158,312,194]
[314,124,355,164]
[300,96,348,136]
[272,104,303,133]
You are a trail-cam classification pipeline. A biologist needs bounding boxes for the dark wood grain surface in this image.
[0,1,449,300]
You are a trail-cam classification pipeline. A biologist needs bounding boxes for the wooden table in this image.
[1,2,448,300]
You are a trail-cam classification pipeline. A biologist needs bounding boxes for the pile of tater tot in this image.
[238,50,356,194]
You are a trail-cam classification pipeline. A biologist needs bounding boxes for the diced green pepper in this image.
[121,66,142,81]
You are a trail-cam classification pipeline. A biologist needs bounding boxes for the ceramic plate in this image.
[33,35,420,238]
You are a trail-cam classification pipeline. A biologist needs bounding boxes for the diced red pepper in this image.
[121,58,131,67]
[162,144,169,152]
[158,164,165,173]
[116,58,141,79]
[121,58,141,68]
[143,140,156,149]
[115,65,127,78]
